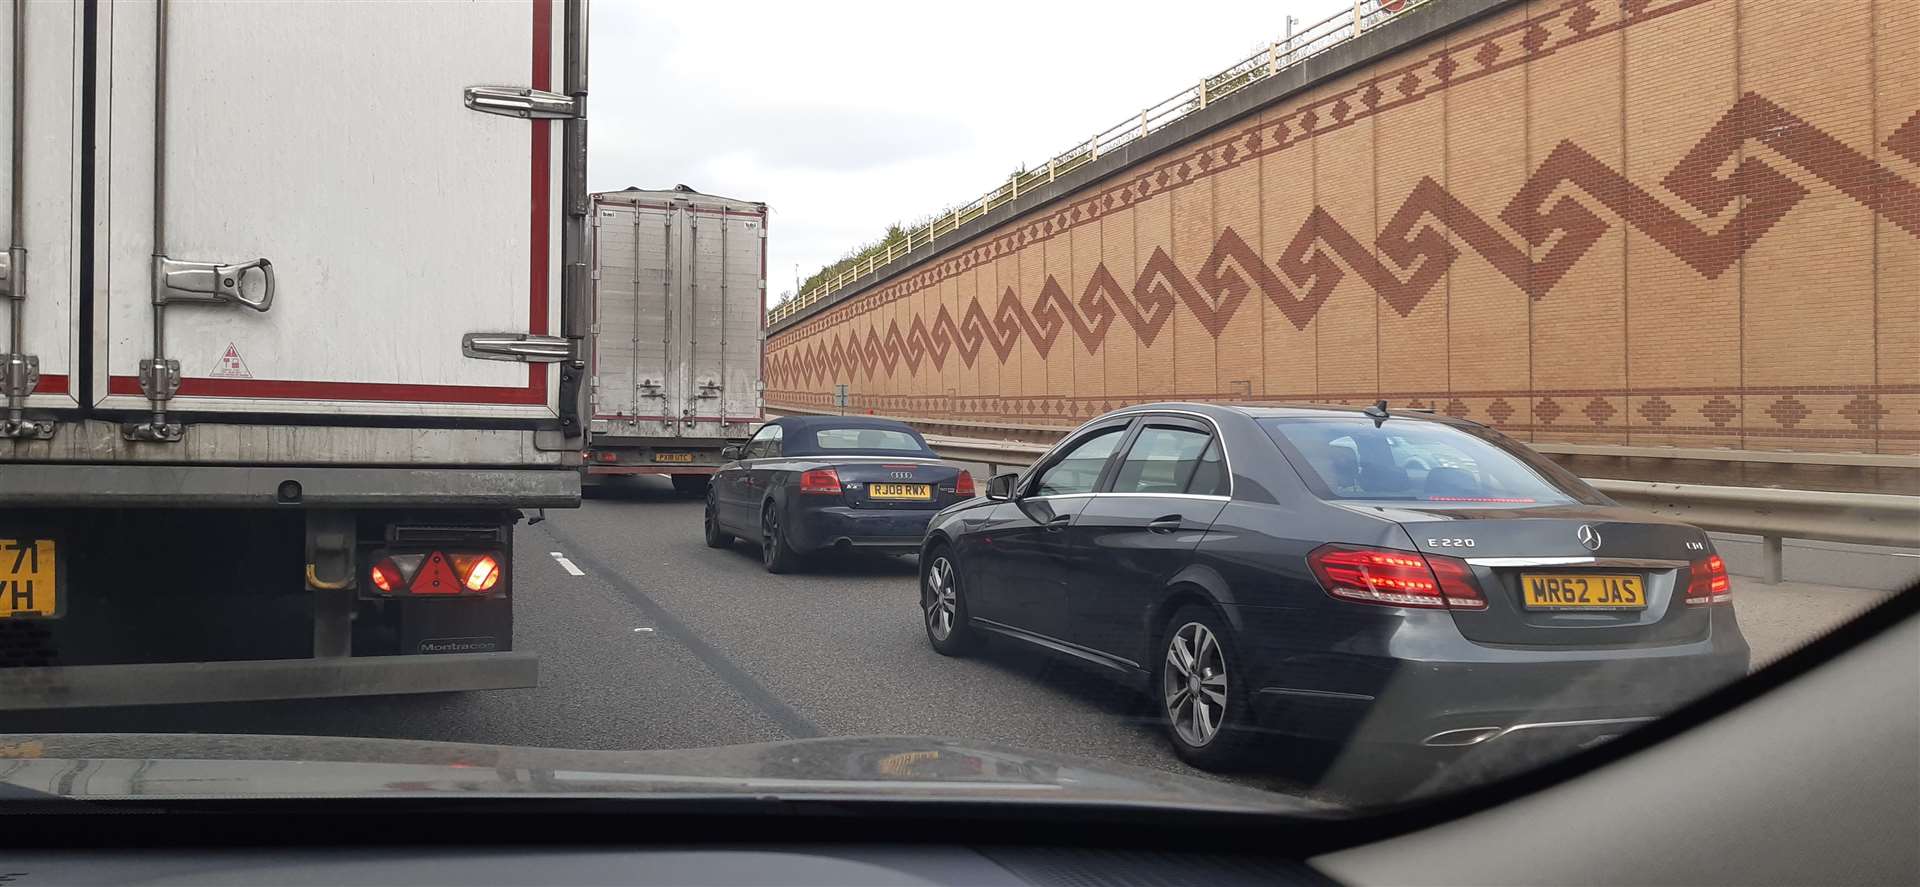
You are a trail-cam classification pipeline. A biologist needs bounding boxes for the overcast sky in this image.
[588,0,1354,301]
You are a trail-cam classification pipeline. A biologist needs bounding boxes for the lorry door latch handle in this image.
[156,256,275,311]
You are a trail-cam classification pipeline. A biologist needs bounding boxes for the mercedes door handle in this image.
[1045,514,1073,533]
[1147,516,1184,534]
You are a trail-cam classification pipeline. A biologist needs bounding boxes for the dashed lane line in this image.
[537,522,821,740]
[548,551,586,576]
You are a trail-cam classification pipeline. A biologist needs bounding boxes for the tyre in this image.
[702,492,732,548]
[1157,603,1256,770]
[920,545,979,655]
[760,501,804,574]
[672,474,711,497]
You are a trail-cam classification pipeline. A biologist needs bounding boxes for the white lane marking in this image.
[548,551,585,576]
[632,627,654,633]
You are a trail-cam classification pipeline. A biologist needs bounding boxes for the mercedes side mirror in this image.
[721,445,742,461]
[986,472,1018,502]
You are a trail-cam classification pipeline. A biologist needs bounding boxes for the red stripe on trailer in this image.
[107,375,549,404]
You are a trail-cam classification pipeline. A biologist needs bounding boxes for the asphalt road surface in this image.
[4,476,1903,801]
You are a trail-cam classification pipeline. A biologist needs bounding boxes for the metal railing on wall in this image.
[767,404,1920,585]
[767,0,1432,326]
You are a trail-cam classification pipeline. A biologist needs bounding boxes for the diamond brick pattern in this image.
[1638,396,1674,426]
[1537,398,1564,424]
[1839,394,1888,430]
[1766,396,1810,428]
[1487,398,1515,424]
[1583,398,1617,425]
[1701,396,1739,427]
[1567,2,1599,33]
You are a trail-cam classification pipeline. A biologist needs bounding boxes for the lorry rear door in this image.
[678,199,764,440]
[590,199,670,432]
[95,0,566,425]
[0,1,84,430]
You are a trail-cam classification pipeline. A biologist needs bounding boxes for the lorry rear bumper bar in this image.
[585,465,718,476]
[0,465,580,508]
[0,652,538,711]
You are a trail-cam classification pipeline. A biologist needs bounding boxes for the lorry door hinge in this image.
[0,246,53,440]
[462,332,571,363]
[0,352,52,439]
[463,85,581,120]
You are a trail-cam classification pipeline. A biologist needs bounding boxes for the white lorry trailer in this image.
[585,186,766,496]
[0,0,589,708]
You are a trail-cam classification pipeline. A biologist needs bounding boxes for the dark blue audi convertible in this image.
[705,416,974,572]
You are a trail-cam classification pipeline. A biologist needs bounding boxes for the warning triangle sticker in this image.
[209,342,253,379]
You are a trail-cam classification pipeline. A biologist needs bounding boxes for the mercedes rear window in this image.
[1260,417,1605,505]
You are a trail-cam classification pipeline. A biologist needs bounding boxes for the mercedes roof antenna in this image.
[1364,399,1391,427]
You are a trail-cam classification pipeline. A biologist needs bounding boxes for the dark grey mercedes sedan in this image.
[916,402,1750,790]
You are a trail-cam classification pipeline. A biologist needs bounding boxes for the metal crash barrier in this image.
[1592,481,1920,584]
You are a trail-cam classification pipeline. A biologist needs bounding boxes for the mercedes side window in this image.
[1184,439,1228,496]
[1030,425,1129,497]
[1111,424,1212,494]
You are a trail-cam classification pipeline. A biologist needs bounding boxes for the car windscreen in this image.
[1260,417,1606,505]
[808,427,932,455]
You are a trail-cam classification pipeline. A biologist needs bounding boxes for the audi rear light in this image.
[1308,544,1485,610]
[449,553,502,593]
[597,451,618,463]
[800,467,842,495]
[1685,554,1731,606]
[954,471,976,497]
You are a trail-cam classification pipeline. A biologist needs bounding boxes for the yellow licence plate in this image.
[1521,573,1646,610]
[869,483,932,500]
[0,539,59,619]
[653,453,695,463]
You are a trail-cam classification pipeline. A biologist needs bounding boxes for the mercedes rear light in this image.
[1685,554,1732,606]
[1308,544,1487,610]
[800,467,842,495]
[954,471,976,497]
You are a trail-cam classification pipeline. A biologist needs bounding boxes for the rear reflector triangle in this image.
[410,551,462,595]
